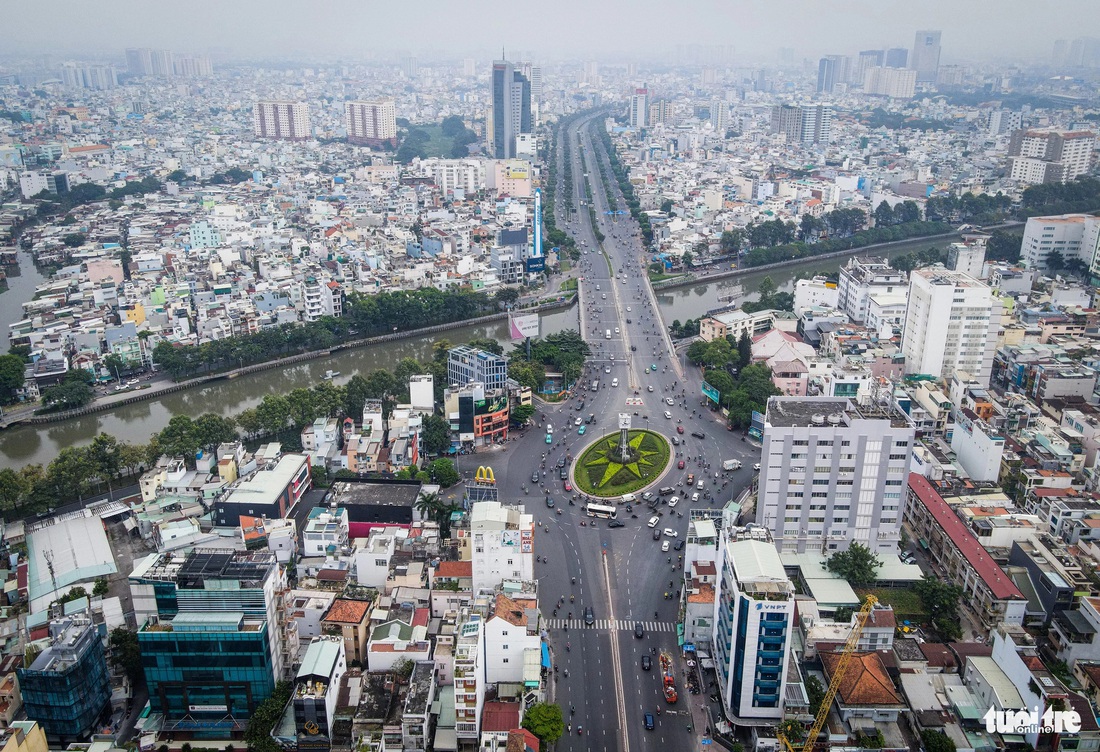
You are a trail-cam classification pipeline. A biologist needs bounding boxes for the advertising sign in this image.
[701,381,721,404]
[510,313,540,340]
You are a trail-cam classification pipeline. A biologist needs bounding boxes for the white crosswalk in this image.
[546,619,676,632]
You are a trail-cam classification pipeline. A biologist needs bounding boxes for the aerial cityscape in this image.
[2,1,1100,751]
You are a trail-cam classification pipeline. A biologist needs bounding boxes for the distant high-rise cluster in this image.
[489,59,532,160]
[1052,37,1100,68]
[910,30,942,83]
[253,101,312,141]
[125,47,211,78]
[60,62,117,90]
[344,100,397,148]
[770,104,832,145]
[816,55,850,93]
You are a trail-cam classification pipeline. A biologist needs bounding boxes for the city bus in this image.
[586,503,618,519]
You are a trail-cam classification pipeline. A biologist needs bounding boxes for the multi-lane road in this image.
[456,112,762,750]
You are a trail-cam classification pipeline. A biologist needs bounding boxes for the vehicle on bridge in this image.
[586,503,618,519]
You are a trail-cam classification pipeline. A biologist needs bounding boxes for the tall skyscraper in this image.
[521,62,542,123]
[344,100,397,148]
[884,48,909,68]
[253,101,312,141]
[911,30,942,83]
[629,88,649,128]
[150,48,174,77]
[712,526,794,723]
[756,397,916,555]
[901,267,1000,386]
[489,60,532,159]
[817,55,849,93]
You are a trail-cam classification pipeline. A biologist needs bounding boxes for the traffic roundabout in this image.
[571,429,671,498]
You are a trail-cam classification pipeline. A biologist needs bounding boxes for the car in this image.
[663,528,677,538]
[697,480,705,490]
[601,293,607,299]
[559,468,568,480]
[609,354,615,360]
[676,426,684,434]
[608,519,625,528]
[575,417,582,426]
[626,306,632,312]
[753,463,761,471]
[626,318,632,324]
[634,622,645,638]
[605,366,612,374]
[587,414,595,424]
[659,487,675,496]
[668,496,679,508]
[641,491,655,502]
[647,516,660,528]
[531,470,540,484]
[665,397,675,406]
[546,433,553,444]
[653,528,662,540]
[578,425,586,435]
[647,384,654,392]
[678,460,685,469]
[663,410,672,419]
[631,345,637,351]
[584,607,595,626]
[691,431,706,440]
[661,540,670,552]
[691,492,700,502]
[671,436,680,445]
[614,327,620,334]
[686,474,695,485]
[644,713,655,731]
[612,378,619,387]
[674,540,685,551]
[641,655,652,671]
[546,497,555,508]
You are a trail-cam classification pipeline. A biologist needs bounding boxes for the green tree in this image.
[915,576,964,639]
[167,169,187,183]
[422,414,452,455]
[244,680,292,752]
[873,200,895,227]
[511,404,536,425]
[40,379,94,410]
[0,354,26,402]
[93,578,110,597]
[494,288,520,307]
[521,702,565,749]
[108,627,143,684]
[62,232,87,247]
[156,415,199,460]
[0,468,29,514]
[826,542,881,586]
[88,433,122,492]
[429,458,460,488]
[47,446,95,500]
[467,337,504,356]
[311,465,329,489]
[920,730,956,752]
[1047,250,1065,272]
[660,199,674,214]
[194,413,238,449]
[681,251,694,267]
[737,330,752,368]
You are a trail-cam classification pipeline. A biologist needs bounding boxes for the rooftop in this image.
[821,651,904,707]
[329,479,423,508]
[764,397,853,428]
[323,598,371,625]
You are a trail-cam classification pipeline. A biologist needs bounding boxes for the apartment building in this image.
[1020,213,1100,272]
[1008,129,1095,184]
[253,101,311,141]
[837,257,905,324]
[344,100,397,148]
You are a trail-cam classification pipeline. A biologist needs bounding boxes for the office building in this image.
[911,30,942,83]
[344,100,397,148]
[770,104,832,145]
[253,101,311,141]
[213,453,312,527]
[756,397,915,555]
[854,50,884,86]
[520,62,542,123]
[901,267,1000,386]
[60,63,116,90]
[444,383,510,448]
[837,257,905,323]
[17,614,110,740]
[710,97,728,132]
[462,58,476,77]
[150,49,173,77]
[884,48,909,68]
[18,171,68,200]
[1020,213,1100,272]
[489,60,531,159]
[172,55,212,77]
[447,344,508,390]
[629,88,649,128]
[817,55,849,93]
[863,66,917,99]
[130,550,290,727]
[712,527,794,723]
[1008,129,1095,184]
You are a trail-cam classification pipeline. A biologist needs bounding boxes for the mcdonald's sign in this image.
[475,466,496,485]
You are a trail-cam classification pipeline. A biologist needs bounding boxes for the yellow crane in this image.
[777,594,879,752]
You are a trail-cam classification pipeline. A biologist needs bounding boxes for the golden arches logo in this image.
[475,466,496,484]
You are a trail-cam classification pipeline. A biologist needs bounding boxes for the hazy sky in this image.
[4,0,1087,62]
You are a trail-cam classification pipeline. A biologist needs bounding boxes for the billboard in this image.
[702,381,721,404]
[525,255,545,273]
[510,313,540,340]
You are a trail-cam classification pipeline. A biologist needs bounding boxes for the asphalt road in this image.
[453,114,763,751]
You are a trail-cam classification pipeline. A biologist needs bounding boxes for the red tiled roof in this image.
[482,701,521,732]
[821,651,904,706]
[412,608,429,628]
[324,598,370,624]
[907,474,1024,601]
[435,561,472,578]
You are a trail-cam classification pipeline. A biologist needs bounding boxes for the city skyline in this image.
[3,0,1098,63]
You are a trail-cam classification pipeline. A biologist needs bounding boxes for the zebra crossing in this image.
[545,618,676,633]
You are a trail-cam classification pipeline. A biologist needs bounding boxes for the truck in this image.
[659,652,678,704]
[722,459,742,471]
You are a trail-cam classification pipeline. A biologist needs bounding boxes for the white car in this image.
[663,528,678,538]
[626,306,632,312]
[647,385,654,392]
[604,366,611,373]
[664,411,672,419]
[697,480,705,490]
[665,397,674,406]
[691,492,700,502]
[575,417,582,426]
[611,378,619,387]
[601,293,607,300]
[648,516,660,528]
[753,463,761,471]
[661,540,670,552]
[668,496,679,508]
[614,327,620,334]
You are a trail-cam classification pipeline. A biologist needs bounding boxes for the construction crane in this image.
[777,594,879,752]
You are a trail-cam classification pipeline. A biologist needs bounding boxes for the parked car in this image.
[653,528,662,540]
[674,540,685,551]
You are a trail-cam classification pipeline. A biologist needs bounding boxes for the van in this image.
[659,487,675,496]
[591,380,599,390]
[611,378,619,388]
[621,493,637,504]
[647,516,660,528]
[606,329,612,339]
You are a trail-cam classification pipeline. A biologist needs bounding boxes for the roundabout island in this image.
[572,428,672,498]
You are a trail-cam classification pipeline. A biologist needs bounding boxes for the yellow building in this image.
[1,722,47,752]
